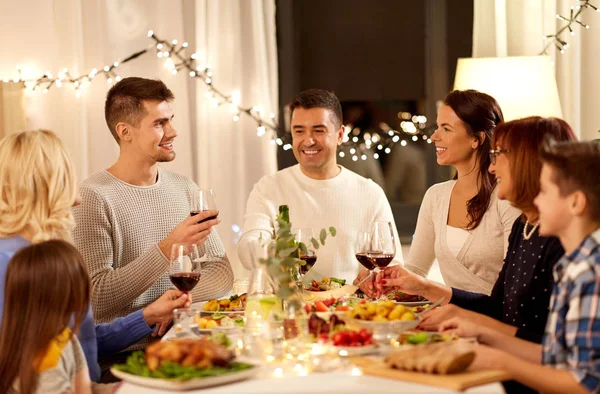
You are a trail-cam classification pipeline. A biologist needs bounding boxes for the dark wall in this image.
[446,0,474,87]
[278,0,426,105]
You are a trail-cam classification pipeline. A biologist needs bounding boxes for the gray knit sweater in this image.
[72,168,233,349]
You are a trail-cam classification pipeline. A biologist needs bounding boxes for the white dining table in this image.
[117,301,505,394]
[116,372,505,393]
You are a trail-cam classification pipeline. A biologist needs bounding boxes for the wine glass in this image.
[191,189,219,222]
[169,243,202,293]
[294,228,317,277]
[367,221,396,294]
[355,230,375,277]
[367,221,396,267]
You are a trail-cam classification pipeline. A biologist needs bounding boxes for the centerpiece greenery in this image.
[259,205,336,310]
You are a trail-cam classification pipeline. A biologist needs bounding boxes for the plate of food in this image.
[394,330,459,347]
[111,338,259,390]
[202,293,247,314]
[192,313,245,334]
[348,300,421,335]
[308,313,346,337]
[386,290,430,306]
[304,278,358,300]
[303,296,364,317]
[323,328,378,357]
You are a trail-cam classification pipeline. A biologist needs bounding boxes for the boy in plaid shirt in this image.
[439,140,600,394]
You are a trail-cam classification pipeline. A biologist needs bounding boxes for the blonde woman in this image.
[0,130,190,383]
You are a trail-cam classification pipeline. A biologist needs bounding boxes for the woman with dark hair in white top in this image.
[402,90,521,295]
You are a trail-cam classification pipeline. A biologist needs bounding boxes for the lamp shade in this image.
[453,56,562,121]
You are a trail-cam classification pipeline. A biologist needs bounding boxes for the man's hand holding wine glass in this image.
[157,210,219,258]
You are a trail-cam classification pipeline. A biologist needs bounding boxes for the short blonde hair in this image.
[0,130,77,243]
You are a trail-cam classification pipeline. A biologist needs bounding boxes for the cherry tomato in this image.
[332,332,344,346]
[323,297,336,307]
[314,301,329,312]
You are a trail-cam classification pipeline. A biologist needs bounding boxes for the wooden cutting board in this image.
[351,356,511,392]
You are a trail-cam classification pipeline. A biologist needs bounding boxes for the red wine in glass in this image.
[299,255,317,275]
[368,252,395,268]
[169,272,201,292]
[355,253,376,271]
[190,210,219,224]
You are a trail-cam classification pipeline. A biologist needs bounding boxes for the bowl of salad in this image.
[304,277,358,300]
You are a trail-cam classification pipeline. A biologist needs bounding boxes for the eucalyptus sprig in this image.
[259,205,336,308]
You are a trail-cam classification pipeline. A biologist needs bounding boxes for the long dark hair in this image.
[0,240,90,394]
[444,89,504,229]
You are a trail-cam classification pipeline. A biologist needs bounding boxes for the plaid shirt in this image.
[543,228,600,393]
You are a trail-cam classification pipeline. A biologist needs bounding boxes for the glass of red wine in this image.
[355,231,376,297]
[367,221,396,298]
[294,228,317,276]
[169,243,202,293]
[191,189,219,223]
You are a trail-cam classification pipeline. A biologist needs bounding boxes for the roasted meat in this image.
[145,338,234,371]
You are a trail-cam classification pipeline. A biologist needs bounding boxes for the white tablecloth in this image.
[117,373,505,393]
[127,302,505,394]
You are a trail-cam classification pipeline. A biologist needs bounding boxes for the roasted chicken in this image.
[145,338,234,371]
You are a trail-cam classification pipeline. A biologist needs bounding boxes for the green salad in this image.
[113,351,253,381]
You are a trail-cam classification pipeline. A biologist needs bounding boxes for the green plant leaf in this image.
[276,239,289,251]
[278,246,298,258]
[310,237,319,250]
[298,242,308,255]
[281,256,299,268]
[329,227,337,237]
[320,229,327,245]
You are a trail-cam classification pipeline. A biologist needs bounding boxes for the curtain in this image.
[472,0,600,140]
[0,0,278,277]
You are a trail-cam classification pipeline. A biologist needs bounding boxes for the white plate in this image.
[394,300,430,307]
[110,362,260,391]
[349,316,421,334]
[200,310,245,315]
[329,344,378,357]
[304,284,358,301]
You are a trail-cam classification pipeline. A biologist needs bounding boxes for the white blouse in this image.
[446,225,470,258]
[404,180,522,295]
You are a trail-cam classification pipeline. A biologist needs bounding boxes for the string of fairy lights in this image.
[540,0,599,55]
[3,1,596,157]
[1,29,429,156]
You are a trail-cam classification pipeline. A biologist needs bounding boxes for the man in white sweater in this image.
[73,78,233,356]
[239,89,402,294]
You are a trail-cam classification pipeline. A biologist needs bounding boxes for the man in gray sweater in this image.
[73,78,233,358]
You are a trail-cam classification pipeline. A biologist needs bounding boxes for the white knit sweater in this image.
[73,168,233,348]
[239,164,403,282]
[405,180,522,294]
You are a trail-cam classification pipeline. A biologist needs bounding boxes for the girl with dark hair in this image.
[0,240,92,394]
[397,90,521,294]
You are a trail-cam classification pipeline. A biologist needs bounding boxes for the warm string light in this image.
[338,115,432,159]
[148,31,279,140]
[541,0,598,55]
[1,29,433,154]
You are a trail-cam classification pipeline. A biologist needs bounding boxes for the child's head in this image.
[489,117,577,216]
[0,240,90,394]
[535,141,600,237]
